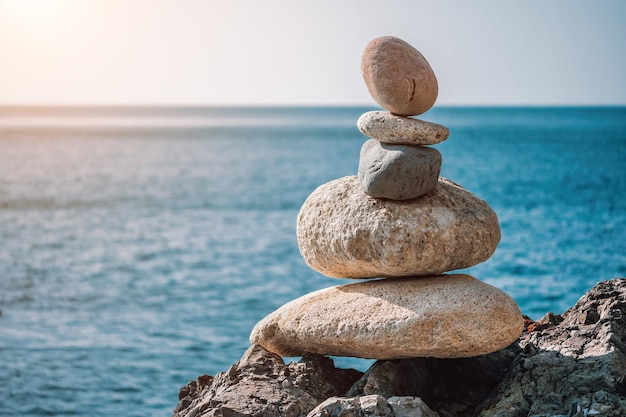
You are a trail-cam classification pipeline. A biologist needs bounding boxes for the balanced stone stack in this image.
[250,36,523,360]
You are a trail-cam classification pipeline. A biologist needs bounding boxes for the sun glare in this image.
[3,0,58,20]
[1,0,93,42]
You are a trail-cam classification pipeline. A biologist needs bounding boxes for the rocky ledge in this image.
[172,279,626,417]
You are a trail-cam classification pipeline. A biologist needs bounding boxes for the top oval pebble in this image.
[361,36,438,116]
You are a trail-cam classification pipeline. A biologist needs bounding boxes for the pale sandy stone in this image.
[296,176,500,278]
[250,274,524,359]
[361,36,438,116]
[387,397,439,417]
[358,139,441,200]
[307,396,393,417]
[357,111,449,145]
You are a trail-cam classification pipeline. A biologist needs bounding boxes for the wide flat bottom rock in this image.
[173,279,626,417]
[250,274,523,360]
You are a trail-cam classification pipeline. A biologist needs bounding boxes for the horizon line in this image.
[1,102,626,109]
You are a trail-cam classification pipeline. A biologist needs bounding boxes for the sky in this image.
[0,0,625,106]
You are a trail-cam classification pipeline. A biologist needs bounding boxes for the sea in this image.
[0,105,624,416]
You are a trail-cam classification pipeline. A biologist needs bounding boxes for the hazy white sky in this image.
[0,0,625,106]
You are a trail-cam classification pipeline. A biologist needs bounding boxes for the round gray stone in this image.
[357,111,449,145]
[358,139,441,200]
[297,176,500,278]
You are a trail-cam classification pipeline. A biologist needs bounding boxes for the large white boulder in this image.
[297,176,500,278]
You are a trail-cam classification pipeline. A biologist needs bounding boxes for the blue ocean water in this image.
[0,106,624,416]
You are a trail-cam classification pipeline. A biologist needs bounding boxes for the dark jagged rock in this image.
[477,278,626,416]
[172,344,362,417]
[172,279,626,417]
[344,279,626,416]
[345,345,519,416]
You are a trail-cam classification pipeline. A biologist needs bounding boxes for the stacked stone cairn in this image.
[250,36,523,360]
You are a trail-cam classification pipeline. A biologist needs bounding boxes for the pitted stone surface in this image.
[306,395,439,417]
[357,111,449,145]
[361,36,438,116]
[296,176,500,278]
[250,274,524,360]
[176,280,626,417]
[358,139,441,200]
